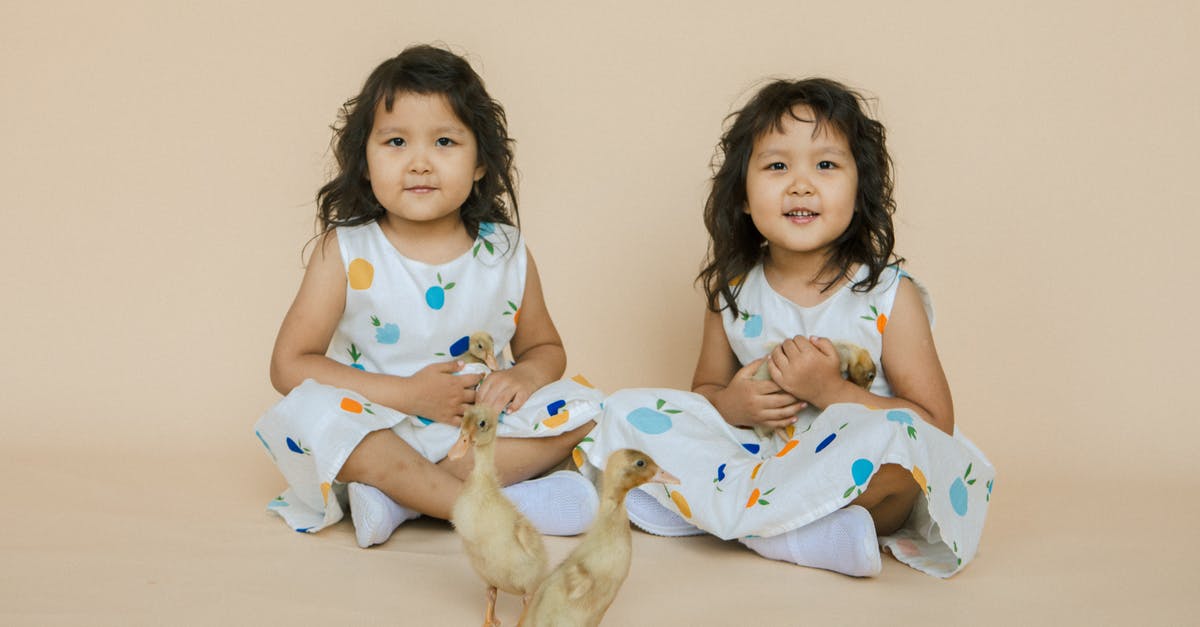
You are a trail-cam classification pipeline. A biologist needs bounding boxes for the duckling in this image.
[752,339,876,438]
[521,449,679,627]
[462,330,500,371]
[450,404,548,627]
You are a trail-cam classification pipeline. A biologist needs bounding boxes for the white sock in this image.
[740,505,882,577]
[348,482,420,548]
[625,488,704,536]
[502,470,598,536]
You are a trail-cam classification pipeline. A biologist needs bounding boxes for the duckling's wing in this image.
[514,518,546,563]
[563,561,593,601]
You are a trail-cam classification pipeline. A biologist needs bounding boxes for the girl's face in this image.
[744,106,858,262]
[365,91,484,230]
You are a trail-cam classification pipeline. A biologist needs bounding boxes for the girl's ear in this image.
[474,164,486,182]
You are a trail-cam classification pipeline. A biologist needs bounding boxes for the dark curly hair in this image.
[698,78,901,316]
[315,44,518,240]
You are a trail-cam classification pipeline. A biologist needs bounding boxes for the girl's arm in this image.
[269,232,481,425]
[767,278,954,434]
[692,308,807,429]
[475,250,566,411]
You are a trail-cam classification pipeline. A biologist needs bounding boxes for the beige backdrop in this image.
[4,1,1197,625]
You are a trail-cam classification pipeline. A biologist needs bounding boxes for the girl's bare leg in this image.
[336,429,462,520]
[851,463,921,535]
[438,421,594,485]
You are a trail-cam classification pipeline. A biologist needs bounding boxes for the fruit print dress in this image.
[254,221,604,534]
[578,264,994,577]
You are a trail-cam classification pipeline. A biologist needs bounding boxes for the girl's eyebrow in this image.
[372,125,470,137]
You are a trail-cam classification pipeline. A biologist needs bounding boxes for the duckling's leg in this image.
[515,593,532,626]
[484,585,500,627]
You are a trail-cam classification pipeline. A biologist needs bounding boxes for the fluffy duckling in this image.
[450,404,548,627]
[521,449,679,627]
[462,330,500,371]
[752,339,876,438]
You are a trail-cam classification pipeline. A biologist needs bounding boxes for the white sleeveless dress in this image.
[254,221,604,534]
[578,264,994,577]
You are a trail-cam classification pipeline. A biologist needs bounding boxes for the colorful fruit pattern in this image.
[424,272,456,310]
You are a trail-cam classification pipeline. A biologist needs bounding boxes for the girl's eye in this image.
[766,162,787,171]
[436,137,455,147]
[387,138,405,147]
[817,160,837,170]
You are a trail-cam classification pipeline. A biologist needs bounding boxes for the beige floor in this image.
[4,440,1195,626]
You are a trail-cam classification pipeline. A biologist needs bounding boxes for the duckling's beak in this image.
[447,432,472,460]
[483,351,499,370]
[650,468,681,485]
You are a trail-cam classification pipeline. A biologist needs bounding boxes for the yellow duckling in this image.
[752,339,876,438]
[521,449,679,627]
[463,330,500,371]
[450,404,548,627]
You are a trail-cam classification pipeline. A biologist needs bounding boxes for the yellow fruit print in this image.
[572,436,593,469]
[321,482,331,505]
[912,466,929,494]
[571,374,595,388]
[348,258,374,290]
[751,462,763,479]
[541,410,569,429]
[666,487,692,518]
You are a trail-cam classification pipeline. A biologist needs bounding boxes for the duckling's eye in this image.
[635,459,646,467]
[477,419,487,429]
[866,372,875,380]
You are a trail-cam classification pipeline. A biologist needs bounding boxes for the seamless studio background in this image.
[3,1,1197,624]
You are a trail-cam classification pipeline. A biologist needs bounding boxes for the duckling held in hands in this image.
[752,339,876,438]
[462,330,500,371]
[450,404,548,627]
[521,449,679,627]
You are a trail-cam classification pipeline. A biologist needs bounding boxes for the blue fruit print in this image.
[286,437,311,455]
[740,312,763,338]
[478,222,496,237]
[742,443,761,455]
[950,478,969,516]
[627,399,681,435]
[370,316,400,344]
[416,416,433,426]
[255,431,276,460]
[886,410,918,439]
[712,463,727,492]
[950,463,977,516]
[843,458,875,498]
[448,335,470,357]
[547,400,566,416]
[815,433,837,453]
[425,272,456,310]
[268,496,288,509]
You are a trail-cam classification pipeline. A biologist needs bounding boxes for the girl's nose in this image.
[788,176,814,196]
[408,149,432,174]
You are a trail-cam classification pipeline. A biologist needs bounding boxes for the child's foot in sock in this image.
[625,487,704,536]
[740,505,881,577]
[502,470,598,536]
[349,482,420,548]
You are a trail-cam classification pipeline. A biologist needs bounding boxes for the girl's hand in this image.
[766,336,848,406]
[401,361,483,427]
[714,358,808,429]
[476,366,539,414]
